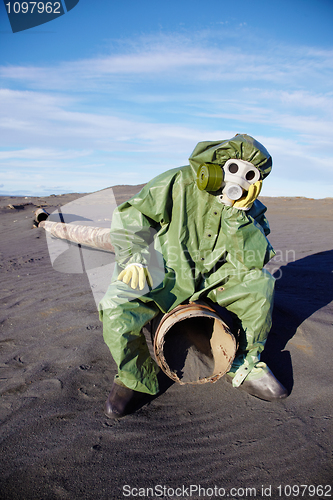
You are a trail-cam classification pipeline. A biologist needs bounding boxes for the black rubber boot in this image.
[105,381,151,419]
[226,369,288,402]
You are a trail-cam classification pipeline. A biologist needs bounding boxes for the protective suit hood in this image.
[189,134,272,180]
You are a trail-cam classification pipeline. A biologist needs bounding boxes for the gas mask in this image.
[221,159,261,206]
[196,159,260,206]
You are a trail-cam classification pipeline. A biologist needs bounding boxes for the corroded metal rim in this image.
[153,301,237,385]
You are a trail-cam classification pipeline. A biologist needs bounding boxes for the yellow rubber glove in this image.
[234,180,262,210]
[117,264,153,290]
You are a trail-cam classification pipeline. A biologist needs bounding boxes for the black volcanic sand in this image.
[0,188,332,500]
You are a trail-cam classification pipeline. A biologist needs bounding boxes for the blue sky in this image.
[0,0,332,198]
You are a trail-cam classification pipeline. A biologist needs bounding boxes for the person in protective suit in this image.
[99,133,288,418]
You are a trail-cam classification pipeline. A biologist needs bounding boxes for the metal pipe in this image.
[153,302,237,385]
[35,208,50,223]
[39,220,114,253]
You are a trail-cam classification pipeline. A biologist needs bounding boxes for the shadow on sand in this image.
[262,249,333,393]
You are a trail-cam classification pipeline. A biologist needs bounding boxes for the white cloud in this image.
[258,89,333,112]
[0,148,92,160]
[1,31,332,197]
[0,88,227,153]
[1,33,332,91]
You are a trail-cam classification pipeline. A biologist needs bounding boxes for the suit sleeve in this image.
[110,171,175,269]
[222,200,275,270]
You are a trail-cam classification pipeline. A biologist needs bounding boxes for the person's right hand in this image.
[234,180,262,210]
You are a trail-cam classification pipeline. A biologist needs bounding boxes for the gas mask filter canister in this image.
[196,163,224,192]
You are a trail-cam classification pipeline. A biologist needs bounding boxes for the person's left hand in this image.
[117,264,153,290]
[234,180,262,210]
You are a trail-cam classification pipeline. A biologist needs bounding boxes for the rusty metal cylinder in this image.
[153,302,237,385]
[39,220,114,253]
[35,208,50,223]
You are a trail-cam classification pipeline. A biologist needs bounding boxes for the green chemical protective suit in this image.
[99,134,276,395]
